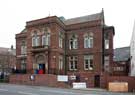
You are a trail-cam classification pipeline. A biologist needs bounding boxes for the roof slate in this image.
[0,47,16,56]
[113,47,130,62]
[63,12,103,25]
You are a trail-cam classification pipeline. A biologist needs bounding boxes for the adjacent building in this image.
[130,21,135,76]
[113,47,130,76]
[16,10,115,87]
[0,46,16,78]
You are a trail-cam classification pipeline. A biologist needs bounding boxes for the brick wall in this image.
[9,74,135,92]
[9,74,70,88]
[68,72,101,88]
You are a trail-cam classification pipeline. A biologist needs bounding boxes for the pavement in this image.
[0,83,134,95]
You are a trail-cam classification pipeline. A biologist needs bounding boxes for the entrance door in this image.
[94,75,100,87]
[39,64,45,74]
[36,55,46,74]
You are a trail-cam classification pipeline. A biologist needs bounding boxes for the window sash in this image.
[69,38,78,49]
[74,39,78,49]
[104,56,109,72]
[21,63,26,70]
[105,39,109,49]
[47,35,50,46]
[42,35,50,46]
[21,46,27,55]
[59,56,63,70]
[89,37,93,48]
[84,38,88,48]
[74,60,77,69]
[69,39,73,49]
[36,37,40,46]
[32,36,40,47]
[84,37,93,48]
[69,56,77,70]
[69,61,74,70]
[42,36,46,46]
[59,37,63,48]
[21,60,26,70]
[84,60,89,69]
[84,55,93,70]
[32,37,36,46]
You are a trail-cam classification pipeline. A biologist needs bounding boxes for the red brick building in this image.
[16,10,115,88]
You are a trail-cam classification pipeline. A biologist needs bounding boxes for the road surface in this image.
[0,83,133,95]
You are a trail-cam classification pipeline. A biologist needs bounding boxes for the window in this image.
[69,35,78,49]
[21,59,26,70]
[32,37,36,46]
[114,67,124,71]
[84,55,93,70]
[69,56,77,70]
[42,34,50,46]
[21,41,27,55]
[59,32,63,48]
[84,33,93,48]
[42,28,50,46]
[104,56,109,72]
[104,33,109,49]
[59,56,63,70]
[32,31,40,47]
[105,39,109,49]
[59,37,63,48]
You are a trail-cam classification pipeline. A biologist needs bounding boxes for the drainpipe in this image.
[64,32,67,75]
[102,8,105,73]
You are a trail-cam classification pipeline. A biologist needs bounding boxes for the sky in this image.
[0,0,134,49]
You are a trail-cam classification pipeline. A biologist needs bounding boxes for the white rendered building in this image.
[130,21,135,76]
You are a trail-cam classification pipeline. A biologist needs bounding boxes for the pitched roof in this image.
[21,29,27,33]
[0,47,9,54]
[63,12,103,25]
[0,47,16,56]
[113,47,130,62]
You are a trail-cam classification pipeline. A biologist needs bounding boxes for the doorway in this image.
[35,55,46,74]
[38,64,45,74]
[94,75,100,87]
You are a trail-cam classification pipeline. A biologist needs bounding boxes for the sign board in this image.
[108,82,128,92]
[57,75,68,82]
[73,82,86,89]
[69,75,76,80]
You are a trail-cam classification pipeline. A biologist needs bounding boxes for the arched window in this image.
[104,32,109,49]
[84,33,93,48]
[59,32,63,48]
[69,34,78,49]
[42,28,50,46]
[21,41,27,55]
[32,31,40,47]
